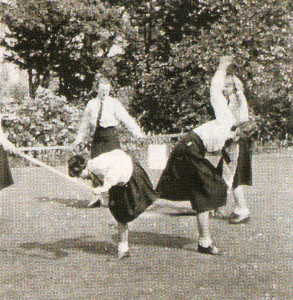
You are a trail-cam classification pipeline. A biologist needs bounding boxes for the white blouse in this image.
[86,149,133,194]
[193,120,236,153]
[204,66,249,152]
[75,96,144,144]
[210,69,236,129]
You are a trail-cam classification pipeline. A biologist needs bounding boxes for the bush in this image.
[1,87,83,147]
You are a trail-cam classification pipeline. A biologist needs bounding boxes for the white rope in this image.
[15,150,92,193]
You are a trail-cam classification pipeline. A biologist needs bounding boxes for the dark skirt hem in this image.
[108,160,157,224]
[0,145,13,191]
[155,132,227,213]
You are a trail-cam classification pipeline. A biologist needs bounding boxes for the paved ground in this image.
[0,149,292,299]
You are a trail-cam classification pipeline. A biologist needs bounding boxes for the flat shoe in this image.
[197,244,221,255]
[228,212,238,220]
[229,214,250,224]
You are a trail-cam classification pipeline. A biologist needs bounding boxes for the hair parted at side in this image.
[98,77,111,86]
[93,73,111,86]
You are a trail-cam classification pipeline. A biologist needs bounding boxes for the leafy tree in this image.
[1,88,82,147]
[0,0,292,140]
[126,0,292,135]
[0,0,130,99]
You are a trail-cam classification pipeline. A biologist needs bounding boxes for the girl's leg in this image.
[229,185,250,224]
[196,211,220,255]
[197,211,212,247]
[117,222,130,259]
[232,185,249,215]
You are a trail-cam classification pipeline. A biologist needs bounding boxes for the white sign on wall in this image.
[147,144,167,170]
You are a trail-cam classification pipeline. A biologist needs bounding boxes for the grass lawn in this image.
[0,149,292,299]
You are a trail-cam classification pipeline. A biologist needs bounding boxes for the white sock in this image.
[233,207,249,216]
[118,242,129,253]
[198,237,212,248]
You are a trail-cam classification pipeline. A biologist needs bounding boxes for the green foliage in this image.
[0,0,129,99]
[1,89,83,147]
[0,0,292,140]
[127,0,292,135]
[256,100,293,142]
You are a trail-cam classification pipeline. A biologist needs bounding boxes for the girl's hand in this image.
[93,186,108,195]
[2,140,17,154]
[69,141,81,152]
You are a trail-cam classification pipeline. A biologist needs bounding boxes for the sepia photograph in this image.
[0,0,292,299]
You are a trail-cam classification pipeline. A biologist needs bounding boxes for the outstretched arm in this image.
[71,102,92,148]
[114,100,146,138]
[210,56,236,128]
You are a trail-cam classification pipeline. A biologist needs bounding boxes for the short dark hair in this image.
[68,155,87,177]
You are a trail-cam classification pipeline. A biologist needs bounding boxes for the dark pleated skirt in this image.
[232,138,252,188]
[91,126,121,159]
[0,145,13,191]
[108,160,157,224]
[216,138,252,188]
[91,126,121,187]
[155,132,228,213]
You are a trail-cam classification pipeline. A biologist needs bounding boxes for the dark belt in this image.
[222,148,231,164]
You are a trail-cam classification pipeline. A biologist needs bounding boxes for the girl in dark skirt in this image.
[156,119,254,255]
[0,145,13,191]
[210,56,252,224]
[0,115,16,191]
[71,77,145,188]
[156,132,228,214]
[68,150,157,260]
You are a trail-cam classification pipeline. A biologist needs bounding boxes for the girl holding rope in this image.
[71,77,146,201]
[71,76,145,156]
[0,114,16,191]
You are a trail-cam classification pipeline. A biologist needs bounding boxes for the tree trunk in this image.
[28,68,40,99]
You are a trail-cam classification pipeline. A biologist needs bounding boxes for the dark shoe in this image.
[197,244,221,255]
[228,212,238,220]
[117,251,130,260]
[228,213,250,224]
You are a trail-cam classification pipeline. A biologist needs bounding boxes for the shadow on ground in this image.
[37,196,90,209]
[38,196,198,216]
[17,231,194,260]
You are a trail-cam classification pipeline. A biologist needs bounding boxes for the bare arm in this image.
[0,116,16,153]
[93,169,121,194]
[72,102,92,146]
[210,56,237,128]
[114,100,145,138]
[210,70,236,128]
